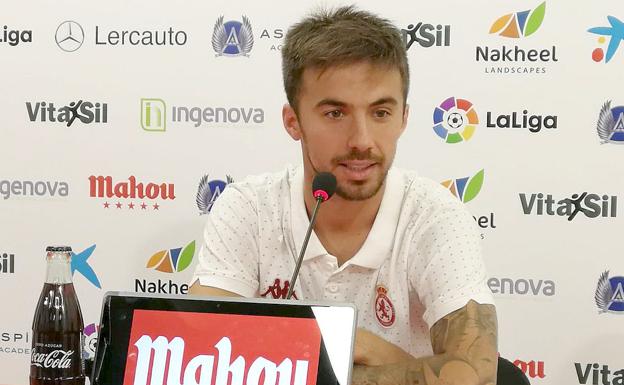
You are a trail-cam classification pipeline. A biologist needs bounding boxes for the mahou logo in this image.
[31,349,74,369]
[89,175,175,210]
[123,310,321,385]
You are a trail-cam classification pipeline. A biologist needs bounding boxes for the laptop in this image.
[91,292,357,385]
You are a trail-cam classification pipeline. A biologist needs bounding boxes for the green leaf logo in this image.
[176,241,196,272]
[525,2,546,37]
[463,169,485,203]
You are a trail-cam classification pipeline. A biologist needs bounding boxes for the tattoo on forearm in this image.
[351,300,498,385]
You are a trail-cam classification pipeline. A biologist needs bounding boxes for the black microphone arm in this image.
[286,195,323,299]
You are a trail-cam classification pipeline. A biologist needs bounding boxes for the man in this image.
[190,6,497,385]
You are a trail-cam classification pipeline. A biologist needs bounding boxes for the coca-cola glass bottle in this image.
[30,246,85,385]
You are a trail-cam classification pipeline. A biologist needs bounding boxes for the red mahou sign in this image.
[122,309,322,385]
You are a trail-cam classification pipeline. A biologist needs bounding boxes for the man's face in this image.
[284,61,408,201]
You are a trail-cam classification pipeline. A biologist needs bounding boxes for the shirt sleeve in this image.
[190,184,260,297]
[409,200,494,329]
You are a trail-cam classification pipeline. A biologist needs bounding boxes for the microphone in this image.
[286,172,337,299]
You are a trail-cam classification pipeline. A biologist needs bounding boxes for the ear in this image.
[282,104,303,141]
[400,104,410,135]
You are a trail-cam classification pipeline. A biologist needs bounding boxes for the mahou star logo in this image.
[122,310,321,385]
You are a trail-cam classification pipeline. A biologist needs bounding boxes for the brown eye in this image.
[325,110,344,119]
[374,110,390,118]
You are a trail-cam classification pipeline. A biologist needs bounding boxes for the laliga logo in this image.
[131,335,310,385]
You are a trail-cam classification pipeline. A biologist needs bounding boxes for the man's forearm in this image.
[352,300,498,385]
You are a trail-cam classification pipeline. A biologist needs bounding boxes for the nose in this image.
[346,113,374,152]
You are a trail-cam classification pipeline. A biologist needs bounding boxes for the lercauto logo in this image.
[212,16,254,57]
[146,241,195,273]
[597,101,624,144]
[71,244,102,289]
[595,271,624,314]
[141,99,166,132]
[196,174,233,215]
[588,16,624,63]
[489,2,546,38]
[441,169,484,203]
[122,310,321,385]
[433,97,478,143]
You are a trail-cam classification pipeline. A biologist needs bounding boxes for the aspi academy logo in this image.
[596,101,624,144]
[595,271,624,314]
[196,174,233,215]
[212,16,254,57]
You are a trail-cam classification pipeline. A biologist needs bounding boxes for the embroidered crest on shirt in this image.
[260,278,298,300]
[374,285,395,327]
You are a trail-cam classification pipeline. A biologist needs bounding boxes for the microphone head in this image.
[312,172,337,202]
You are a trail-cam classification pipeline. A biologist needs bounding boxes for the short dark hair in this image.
[282,5,409,110]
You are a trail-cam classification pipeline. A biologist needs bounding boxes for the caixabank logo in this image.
[477,2,558,74]
[89,175,175,211]
[71,244,102,289]
[141,98,264,130]
[596,101,624,144]
[196,174,233,215]
[595,271,624,314]
[441,170,496,237]
[135,241,196,295]
[520,192,617,221]
[588,16,624,63]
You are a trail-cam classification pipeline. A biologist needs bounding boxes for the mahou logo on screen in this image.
[123,310,321,385]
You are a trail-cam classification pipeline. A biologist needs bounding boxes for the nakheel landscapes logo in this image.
[122,310,321,385]
[441,169,496,234]
[135,241,196,295]
[478,2,557,74]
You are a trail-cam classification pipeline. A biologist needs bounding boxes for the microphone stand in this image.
[286,195,323,299]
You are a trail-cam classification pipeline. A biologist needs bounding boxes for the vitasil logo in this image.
[0,25,32,46]
[575,363,624,385]
[478,2,557,74]
[26,100,108,126]
[141,98,264,129]
[0,252,15,274]
[0,330,30,355]
[486,109,558,132]
[0,178,69,200]
[212,16,253,57]
[71,245,101,289]
[588,16,624,63]
[597,101,624,144]
[595,271,624,314]
[402,22,451,50]
[488,277,555,296]
[135,241,196,295]
[89,175,175,211]
[441,170,496,235]
[197,174,233,215]
[514,359,546,379]
[122,310,321,385]
[433,97,478,144]
[519,193,617,220]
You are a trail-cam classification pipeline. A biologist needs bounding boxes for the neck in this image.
[303,175,385,233]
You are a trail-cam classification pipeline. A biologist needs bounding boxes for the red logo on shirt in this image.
[374,285,395,327]
[122,309,321,385]
[261,278,298,300]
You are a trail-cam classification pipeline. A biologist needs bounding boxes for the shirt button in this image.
[327,284,338,293]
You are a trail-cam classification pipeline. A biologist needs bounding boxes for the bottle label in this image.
[30,333,84,379]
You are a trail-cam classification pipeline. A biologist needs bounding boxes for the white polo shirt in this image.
[192,165,493,357]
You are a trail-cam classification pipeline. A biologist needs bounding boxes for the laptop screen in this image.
[91,292,357,385]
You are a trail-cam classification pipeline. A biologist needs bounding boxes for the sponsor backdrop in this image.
[1,0,623,384]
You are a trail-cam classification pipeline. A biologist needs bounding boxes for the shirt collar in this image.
[290,167,403,268]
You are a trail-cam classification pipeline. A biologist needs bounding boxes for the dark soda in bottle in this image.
[30,246,85,385]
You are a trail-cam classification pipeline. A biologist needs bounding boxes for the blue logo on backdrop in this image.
[71,245,102,289]
[595,271,624,314]
[597,101,624,144]
[212,16,254,57]
[196,175,233,215]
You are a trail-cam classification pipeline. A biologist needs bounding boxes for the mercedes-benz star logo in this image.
[55,21,84,52]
